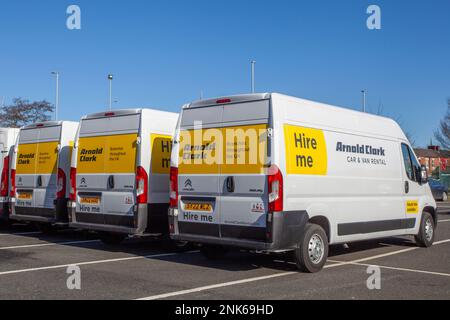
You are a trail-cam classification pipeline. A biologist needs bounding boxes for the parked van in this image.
[169,93,437,273]
[0,128,20,223]
[10,122,78,231]
[68,109,178,244]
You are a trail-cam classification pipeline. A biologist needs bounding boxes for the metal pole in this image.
[52,72,59,121]
[251,60,256,93]
[362,90,366,113]
[108,74,113,111]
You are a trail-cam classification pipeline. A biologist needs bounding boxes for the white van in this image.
[68,109,178,244]
[10,122,78,231]
[169,93,437,273]
[0,128,20,223]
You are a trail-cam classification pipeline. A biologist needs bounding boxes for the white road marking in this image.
[328,260,450,278]
[0,240,100,251]
[439,219,450,223]
[0,232,41,237]
[0,251,199,276]
[137,238,450,300]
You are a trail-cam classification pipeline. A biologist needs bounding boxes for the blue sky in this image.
[0,0,449,147]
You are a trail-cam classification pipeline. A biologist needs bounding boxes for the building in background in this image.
[414,145,450,176]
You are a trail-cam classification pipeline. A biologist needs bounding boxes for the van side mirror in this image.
[420,165,429,185]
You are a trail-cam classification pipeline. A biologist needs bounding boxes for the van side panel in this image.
[275,94,411,244]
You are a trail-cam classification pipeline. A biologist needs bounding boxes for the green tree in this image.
[0,98,54,128]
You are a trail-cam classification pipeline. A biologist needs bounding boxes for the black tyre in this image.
[200,245,228,260]
[36,223,57,235]
[161,239,193,252]
[294,223,329,273]
[415,212,435,248]
[98,232,127,245]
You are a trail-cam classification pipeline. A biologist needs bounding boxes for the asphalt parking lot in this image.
[0,207,449,300]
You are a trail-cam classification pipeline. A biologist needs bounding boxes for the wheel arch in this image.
[423,206,437,227]
[308,215,331,243]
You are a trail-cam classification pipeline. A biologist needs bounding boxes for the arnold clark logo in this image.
[336,142,387,166]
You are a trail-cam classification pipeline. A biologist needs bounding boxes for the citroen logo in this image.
[185,179,193,188]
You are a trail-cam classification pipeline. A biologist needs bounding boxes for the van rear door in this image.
[178,97,271,241]
[16,125,61,208]
[76,112,140,224]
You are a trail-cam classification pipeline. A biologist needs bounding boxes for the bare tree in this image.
[435,99,450,149]
[0,98,54,128]
[374,101,416,146]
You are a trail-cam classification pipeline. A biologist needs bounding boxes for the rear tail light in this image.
[105,112,115,117]
[10,169,16,198]
[169,167,178,208]
[136,166,148,204]
[69,167,77,201]
[268,165,283,212]
[1,156,9,197]
[57,168,66,199]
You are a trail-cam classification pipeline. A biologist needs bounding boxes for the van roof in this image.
[21,121,75,130]
[184,92,408,141]
[82,108,177,120]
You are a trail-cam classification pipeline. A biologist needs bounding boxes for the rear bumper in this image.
[10,198,69,225]
[169,208,309,252]
[68,202,169,237]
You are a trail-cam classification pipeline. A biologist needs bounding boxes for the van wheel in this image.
[415,212,435,248]
[200,245,228,260]
[98,232,126,245]
[161,239,193,252]
[294,223,329,273]
[36,223,57,235]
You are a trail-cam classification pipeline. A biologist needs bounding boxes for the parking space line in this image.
[137,238,450,300]
[0,240,100,251]
[0,251,199,277]
[328,260,450,278]
[439,219,450,223]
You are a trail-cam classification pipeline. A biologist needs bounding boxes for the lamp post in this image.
[361,90,367,113]
[108,74,113,111]
[51,72,59,121]
[251,60,256,93]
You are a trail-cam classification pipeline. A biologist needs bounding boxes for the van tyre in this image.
[294,223,329,273]
[98,232,126,245]
[415,212,435,248]
[36,223,57,235]
[200,245,228,260]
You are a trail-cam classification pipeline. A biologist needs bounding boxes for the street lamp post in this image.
[108,74,113,111]
[361,90,367,113]
[51,72,59,121]
[251,60,256,93]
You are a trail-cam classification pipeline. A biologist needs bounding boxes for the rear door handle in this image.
[226,177,235,193]
[108,175,115,189]
[37,176,42,187]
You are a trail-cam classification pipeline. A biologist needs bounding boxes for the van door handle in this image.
[405,181,410,194]
[226,177,235,193]
[37,176,42,187]
[108,175,115,189]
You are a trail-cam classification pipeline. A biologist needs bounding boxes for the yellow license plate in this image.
[18,193,33,200]
[184,203,213,212]
[79,197,101,205]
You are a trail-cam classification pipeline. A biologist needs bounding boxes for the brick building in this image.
[414,145,450,175]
